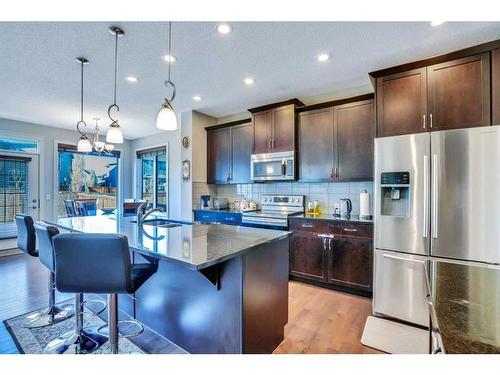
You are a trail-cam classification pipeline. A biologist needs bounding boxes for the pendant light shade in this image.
[157,22,177,131]
[106,26,125,144]
[77,136,92,152]
[106,124,124,143]
[156,101,177,131]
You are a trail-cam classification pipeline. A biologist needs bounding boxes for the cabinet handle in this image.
[430,113,433,128]
[343,228,358,232]
[330,168,334,178]
[269,139,272,149]
[302,224,314,228]
[423,114,426,129]
[335,167,339,178]
[328,237,332,252]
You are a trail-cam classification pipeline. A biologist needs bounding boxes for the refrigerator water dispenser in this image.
[380,172,410,217]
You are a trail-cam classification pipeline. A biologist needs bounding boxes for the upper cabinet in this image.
[372,41,500,137]
[376,68,427,137]
[493,48,500,125]
[298,96,375,182]
[335,100,375,181]
[249,99,303,154]
[207,120,253,185]
[427,53,490,131]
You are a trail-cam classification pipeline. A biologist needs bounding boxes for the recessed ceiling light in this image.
[164,54,177,63]
[125,76,137,83]
[217,24,232,34]
[430,21,445,26]
[317,53,330,62]
[243,77,254,86]
[192,95,202,101]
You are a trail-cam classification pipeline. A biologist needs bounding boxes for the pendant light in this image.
[106,26,125,144]
[92,117,115,154]
[156,21,177,131]
[75,57,92,152]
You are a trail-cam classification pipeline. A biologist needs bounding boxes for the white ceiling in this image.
[1,21,499,139]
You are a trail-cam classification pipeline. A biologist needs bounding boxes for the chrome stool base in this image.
[81,299,107,315]
[97,319,144,339]
[43,326,108,354]
[22,303,74,329]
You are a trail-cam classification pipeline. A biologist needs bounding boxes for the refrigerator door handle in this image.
[432,154,439,239]
[423,155,429,238]
[382,253,425,264]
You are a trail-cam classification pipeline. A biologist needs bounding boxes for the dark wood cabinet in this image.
[376,68,427,137]
[298,98,374,182]
[272,105,296,152]
[253,110,273,154]
[374,50,494,137]
[492,48,500,125]
[207,120,253,184]
[207,128,231,184]
[289,230,326,282]
[250,101,300,154]
[298,108,335,182]
[334,100,374,181]
[327,235,372,292]
[230,122,253,183]
[427,53,490,130]
[289,218,373,295]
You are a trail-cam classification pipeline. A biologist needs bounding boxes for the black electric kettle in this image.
[340,198,352,217]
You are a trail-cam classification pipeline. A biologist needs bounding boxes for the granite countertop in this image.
[48,214,291,271]
[426,260,500,354]
[290,213,373,224]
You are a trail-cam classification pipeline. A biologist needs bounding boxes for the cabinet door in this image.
[428,52,490,130]
[334,99,375,181]
[493,48,500,125]
[289,231,326,282]
[327,235,372,292]
[272,105,296,152]
[252,110,272,154]
[298,108,335,181]
[376,68,427,137]
[231,122,253,183]
[207,128,231,184]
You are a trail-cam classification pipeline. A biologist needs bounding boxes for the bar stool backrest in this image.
[53,233,132,294]
[34,222,60,272]
[15,214,37,257]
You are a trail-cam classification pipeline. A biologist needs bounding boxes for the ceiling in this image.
[1,21,499,139]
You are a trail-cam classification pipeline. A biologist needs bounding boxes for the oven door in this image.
[251,152,295,181]
[241,215,289,229]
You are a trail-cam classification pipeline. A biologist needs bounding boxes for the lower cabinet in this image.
[289,218,373,295]
[193,210,242,226]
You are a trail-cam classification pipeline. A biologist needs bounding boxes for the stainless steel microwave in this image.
[251,151,295,181]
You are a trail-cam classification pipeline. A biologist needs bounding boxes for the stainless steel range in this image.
[242,195,304,229]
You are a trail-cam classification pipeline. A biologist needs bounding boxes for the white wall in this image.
[0,117,133,221]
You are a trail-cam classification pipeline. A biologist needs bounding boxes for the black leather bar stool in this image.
[50,233,157,354]
[22,222,75,328]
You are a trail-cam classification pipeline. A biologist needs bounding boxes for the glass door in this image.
[137,146,168,213]
[0,153,39,242]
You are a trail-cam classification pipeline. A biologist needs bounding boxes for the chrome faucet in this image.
[136,202,164,225]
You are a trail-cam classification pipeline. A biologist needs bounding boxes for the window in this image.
[0,138,39,154]
[137,146,167,212]
[57,144,120,217]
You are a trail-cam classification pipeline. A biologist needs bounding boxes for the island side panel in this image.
[134,255,244,354]
[242,237,289,354]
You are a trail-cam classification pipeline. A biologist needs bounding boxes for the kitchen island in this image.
[49,214,292,354]
[425,260,500,354]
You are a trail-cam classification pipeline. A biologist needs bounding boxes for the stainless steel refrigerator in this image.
[373,125,500,327]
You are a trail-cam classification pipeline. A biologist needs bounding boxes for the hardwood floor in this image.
[274,281,382,354]
[0,254,381,354]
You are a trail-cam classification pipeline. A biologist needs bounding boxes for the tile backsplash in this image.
[210,181,373,216]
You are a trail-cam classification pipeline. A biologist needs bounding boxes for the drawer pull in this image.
[302,224,314,228]
[343,228,358,232]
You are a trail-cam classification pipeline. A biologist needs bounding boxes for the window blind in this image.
[136,146,166,158]
[0,157,29,239]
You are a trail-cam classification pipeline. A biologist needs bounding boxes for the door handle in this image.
[432,154,438,239]
[423,155,429,238]
[382,253,425,264]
